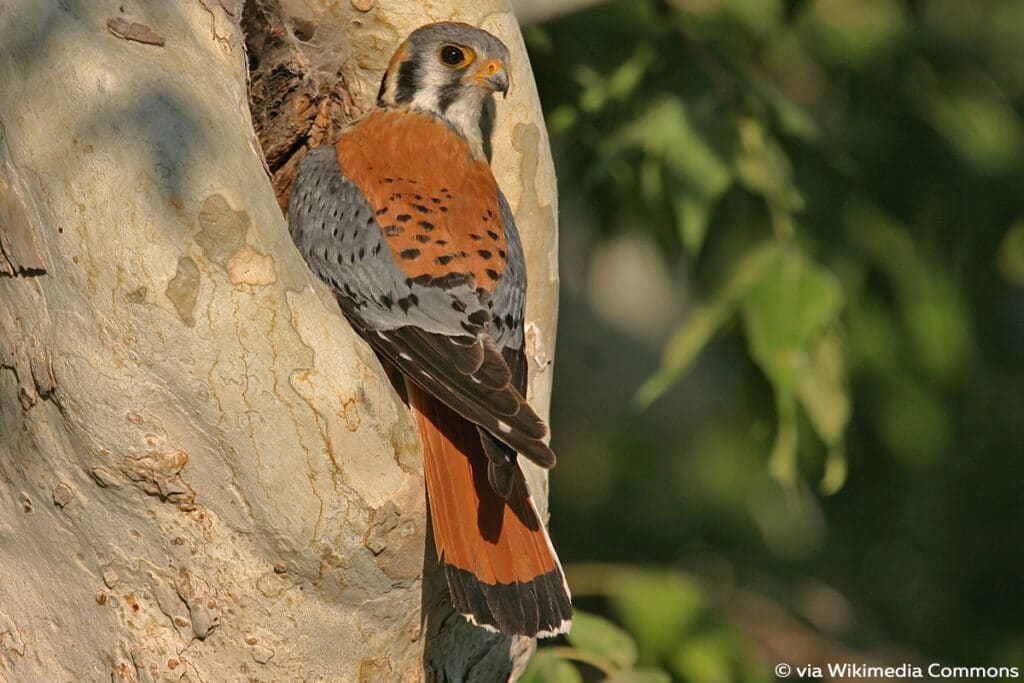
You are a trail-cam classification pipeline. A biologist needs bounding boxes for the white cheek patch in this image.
[411,65,447,113]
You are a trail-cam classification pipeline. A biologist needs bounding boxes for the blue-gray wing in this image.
[475,189,533,495]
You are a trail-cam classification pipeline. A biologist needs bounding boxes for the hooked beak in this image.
[469,59,509,96]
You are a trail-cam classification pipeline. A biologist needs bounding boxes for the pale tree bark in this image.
[0,1,559,681]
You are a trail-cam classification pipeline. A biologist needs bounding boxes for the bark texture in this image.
[0,0,559,680]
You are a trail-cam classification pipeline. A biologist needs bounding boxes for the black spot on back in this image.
[431,272,474,289]
[398,295,417,312]
[400,248,420,260]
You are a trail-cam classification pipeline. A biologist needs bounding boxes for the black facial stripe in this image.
[438,72,464,114]
[395,58,419,105]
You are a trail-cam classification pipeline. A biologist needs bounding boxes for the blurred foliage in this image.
[523,566,770,683]
[524,0,1024,679]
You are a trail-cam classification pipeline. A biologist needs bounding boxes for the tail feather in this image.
[408,382,572,637]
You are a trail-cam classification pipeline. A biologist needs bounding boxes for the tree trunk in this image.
[0,1,559,680]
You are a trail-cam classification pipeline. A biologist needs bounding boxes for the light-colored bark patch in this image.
[165,256,201,326]
[227,244,277,286]
[196,194,248,266]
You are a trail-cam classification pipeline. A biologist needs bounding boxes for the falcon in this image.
[287,22,572,638]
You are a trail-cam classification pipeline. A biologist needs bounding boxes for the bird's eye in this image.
[439,44,471,67]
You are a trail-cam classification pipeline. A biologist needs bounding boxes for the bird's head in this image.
[377,23,511,150]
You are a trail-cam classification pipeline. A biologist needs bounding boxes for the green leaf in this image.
[674,195,713,256]
[566,611,638,669]
[997,220,1024,286]
[927,81,1024,175]
[765,83,821,143]
[607,570,705,663]
[767,389,799,486]
[819,449,848,496]
[845,202,973,383]
[904,284,972,384]
[521,651,584,683]
[733,117,803,214]
[873,376,949,468]
[741,249,845,487]
[802,0,909,68]
[604,669,673,683]
[741,250,844,395]
[635,241,783,408]
[548,105,579,134]
[675,0,785,41]
[605,97,733,256]
[749,479,827,560]
[606,43,655,102]
[797,327,850,494]
[670,632,736,683]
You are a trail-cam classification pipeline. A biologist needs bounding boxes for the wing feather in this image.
[345,311,555,468]
[289,145,555,472]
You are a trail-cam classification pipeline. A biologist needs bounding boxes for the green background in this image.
[520,0,1024,680]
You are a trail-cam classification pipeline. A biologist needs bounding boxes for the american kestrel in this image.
[287,22,572,637]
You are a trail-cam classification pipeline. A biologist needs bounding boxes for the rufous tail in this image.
[408,382,572,637]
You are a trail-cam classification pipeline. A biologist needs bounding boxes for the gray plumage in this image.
[288,147,553,471]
